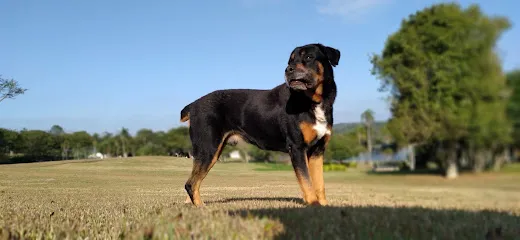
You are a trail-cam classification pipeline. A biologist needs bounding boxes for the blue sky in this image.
[1,0,519,135]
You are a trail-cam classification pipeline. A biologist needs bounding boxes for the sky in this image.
[1,0,519,135]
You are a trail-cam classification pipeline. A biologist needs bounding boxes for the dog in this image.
[179,43,340,206]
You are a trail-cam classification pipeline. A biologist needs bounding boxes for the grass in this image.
[253,162,294,171]
[253,162,358,172]
[1,157,520,239]
[501,162,520,173]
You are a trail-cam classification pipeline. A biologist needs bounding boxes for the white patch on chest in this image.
[310,103,331,145]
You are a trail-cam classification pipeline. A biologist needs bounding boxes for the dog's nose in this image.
[285,66,294,73]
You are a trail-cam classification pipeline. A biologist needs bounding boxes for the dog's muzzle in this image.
[285,66,313,91]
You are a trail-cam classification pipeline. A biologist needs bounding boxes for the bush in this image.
[323,163,347,172]
[345,161,358,168]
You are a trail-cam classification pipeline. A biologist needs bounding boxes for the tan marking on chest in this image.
[300,122,318,145]
[299,104,331,145]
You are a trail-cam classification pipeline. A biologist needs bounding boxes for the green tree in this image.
[507,69,520,151]
[325,131,365,161]
[118,127,132,157]
[68,131,94,159]
[246,145,272,162]
[97,132,114,156]
[134,129,166,156]
[370,3,511,178]
[0,75,27,103]
[49,125,65,136]
[164,127,191,154]
[18,130,59,161]
[92,133,101,153]
[48,125,67,160]
[0,128,20,156]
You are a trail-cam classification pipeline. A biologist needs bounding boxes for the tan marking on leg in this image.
[293,155,318,205]
[186,160,204,206]
[207,132,232,169]
[308,153,327,205]
[186,132,234,206]
[299,122,317,145]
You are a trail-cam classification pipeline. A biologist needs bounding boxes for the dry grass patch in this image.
[1,157,519,239]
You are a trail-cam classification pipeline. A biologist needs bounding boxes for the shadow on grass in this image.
[229,203,520,239]
[207,197,304,204]
[366,168,443,176]
[0,158,105,166]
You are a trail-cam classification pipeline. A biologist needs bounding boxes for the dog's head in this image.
[284,43,340,92]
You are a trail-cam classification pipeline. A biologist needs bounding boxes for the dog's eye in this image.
[305,55,313,61]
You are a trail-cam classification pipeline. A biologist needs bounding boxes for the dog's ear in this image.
[324,46,340,67]
[317,44,341,67]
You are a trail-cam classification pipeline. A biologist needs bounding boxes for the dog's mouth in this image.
[288,79,312,91]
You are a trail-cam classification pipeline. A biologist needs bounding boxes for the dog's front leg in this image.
[288,145,319,205]
[307,137,329,206]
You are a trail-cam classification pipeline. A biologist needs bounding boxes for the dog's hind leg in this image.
[184,132,230,207]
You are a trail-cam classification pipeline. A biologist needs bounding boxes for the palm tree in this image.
[361,109,375,163]
[92,133,101,154]
[118,127,131,157]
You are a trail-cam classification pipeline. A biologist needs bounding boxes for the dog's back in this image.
[180,84,289,151]
[180,84,286,122]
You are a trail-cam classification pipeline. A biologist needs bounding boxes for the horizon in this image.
[1,0,519,135]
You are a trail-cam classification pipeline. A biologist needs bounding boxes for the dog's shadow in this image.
[206,197,304,205]
[221,199,520,240]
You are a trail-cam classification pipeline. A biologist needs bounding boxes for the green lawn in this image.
[1,157,519,239]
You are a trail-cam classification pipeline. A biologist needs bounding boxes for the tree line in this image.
[0,125,193,164]
[0,111,386,165]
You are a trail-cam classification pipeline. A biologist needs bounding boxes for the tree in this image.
[118,127,131,157]
[134,129,166,156]
[92,133,101,153]
[18,130,59,161]
[0,75,27,103]
[164,127,191,154]
[361,109,375,162]
[0,128,20,156]
[68,131,94,159]
[48,125,67,160]
[97,132,114,156]
[49,125,65,136]
[507,69,520,151]
[370,3,511,178]
[325,131,365,161]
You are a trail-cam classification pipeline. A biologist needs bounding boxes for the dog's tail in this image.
[180,103,191,122]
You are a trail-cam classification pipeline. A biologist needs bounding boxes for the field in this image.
[1,157,520,239]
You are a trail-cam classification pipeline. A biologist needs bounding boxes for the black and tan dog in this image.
[180,43,340,206]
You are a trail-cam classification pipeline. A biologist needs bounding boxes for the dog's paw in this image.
[318,199,328,206]
[184,195,192,204]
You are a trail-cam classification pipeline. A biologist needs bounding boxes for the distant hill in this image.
[332,121,387,134]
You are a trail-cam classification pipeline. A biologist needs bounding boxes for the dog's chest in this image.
[310,104,330,145]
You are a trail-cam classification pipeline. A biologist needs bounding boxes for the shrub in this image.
[323,163,347,172]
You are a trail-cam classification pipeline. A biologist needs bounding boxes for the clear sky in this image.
[1,0,519,135]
